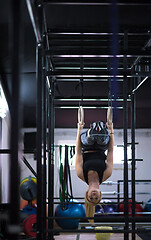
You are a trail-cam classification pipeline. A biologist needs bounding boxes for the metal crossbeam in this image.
[46,69,151,78]
[44,0,151,6]
[44,49,151,57]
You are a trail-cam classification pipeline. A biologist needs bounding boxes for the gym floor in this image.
[54,233,142,240]
[52,221,148,240]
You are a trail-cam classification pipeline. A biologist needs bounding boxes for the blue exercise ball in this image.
[55,199,85,229]
[20,206,37,222]
[144,199,151,214]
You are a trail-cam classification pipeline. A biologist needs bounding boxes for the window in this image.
[113,145,131,164]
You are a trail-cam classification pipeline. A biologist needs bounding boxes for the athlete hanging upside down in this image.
[75,107,114,223]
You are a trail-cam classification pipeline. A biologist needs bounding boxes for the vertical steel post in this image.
[36,1,46,239]
[8,1,21,239]
[36,42,43,239]
[123,31,129,240]
[109,0,119,121]
[117,180,120,206]
[48,77,55,240]
[41,34,47,239]
[0,118,1,204]
[131,78,136,240]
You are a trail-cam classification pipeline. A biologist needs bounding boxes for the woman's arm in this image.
[75,123,85,181]
[102,122,114,182]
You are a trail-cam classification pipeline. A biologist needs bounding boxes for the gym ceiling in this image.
[0,1,151,129]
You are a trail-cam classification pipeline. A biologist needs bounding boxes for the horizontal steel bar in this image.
[47,31,151,36]
[118,180,151,183]
[47,69,128,75]
[82,222,151,226]
[51,78,124,81]
[49,42,113,47]
[51,201,144,205]
[0,149,36,154]
[44,0,151,6]
[117,143,139,147]
[53,197,125,200]
[48,229,151,234]
[55,106,123,109]
[54,98,131,102]
[95,212,151,215]
[0,149,10,154]
[79,222,151,228]
[102,180,151,185]
[46,70,151,78]
[44,49,151,57]
[121,158,143,161]
[47,42,147,47]
[47,216,151,222]
[46,227,151,234]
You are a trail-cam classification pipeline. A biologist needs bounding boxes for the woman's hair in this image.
[84,190,102,224]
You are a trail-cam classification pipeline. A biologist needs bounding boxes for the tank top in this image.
[83,151,106,184]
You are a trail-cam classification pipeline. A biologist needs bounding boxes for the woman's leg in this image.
[81,130,95,146]
[95,134,110,146]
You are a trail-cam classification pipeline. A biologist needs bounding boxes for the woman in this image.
[75,119,114,223]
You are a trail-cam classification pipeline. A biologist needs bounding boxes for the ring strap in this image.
[78,106,84,124]
[107,106,113,124]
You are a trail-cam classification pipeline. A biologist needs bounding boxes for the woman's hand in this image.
[77,122,85,132]
[106,122,114,134]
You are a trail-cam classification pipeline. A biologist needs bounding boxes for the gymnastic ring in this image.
[78,106,84,124]
[107,106,113,124]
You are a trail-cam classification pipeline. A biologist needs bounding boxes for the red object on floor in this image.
[23,214,37,237]
[23,214,48,237]
[119,200,143,216]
